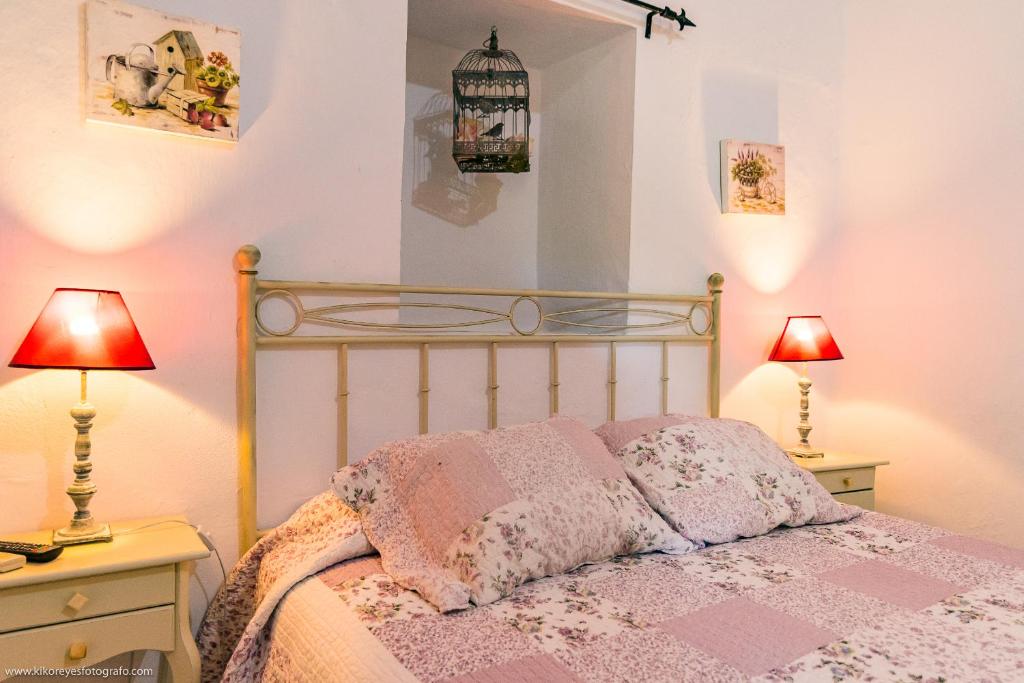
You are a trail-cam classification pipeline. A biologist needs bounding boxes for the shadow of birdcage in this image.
[411,92,502,227]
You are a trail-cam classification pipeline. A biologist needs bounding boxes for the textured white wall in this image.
[537,28,635,294]
[0,0,408,634]
[829,0,1024,547]
[2,3,1020,659]
[401,34,543,290]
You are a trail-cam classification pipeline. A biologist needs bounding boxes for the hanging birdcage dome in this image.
[452,27,530,174]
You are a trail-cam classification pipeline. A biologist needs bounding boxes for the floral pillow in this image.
[331,417,693,612]
[594,415,860,546]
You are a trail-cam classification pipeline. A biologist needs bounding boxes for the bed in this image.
[199,246,1024,682]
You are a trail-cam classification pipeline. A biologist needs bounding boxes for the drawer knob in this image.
[842,477,853,488]
[68,641,88,660]
[65,592,90,614]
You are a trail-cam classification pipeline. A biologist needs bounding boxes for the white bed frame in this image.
[234,245,724,551]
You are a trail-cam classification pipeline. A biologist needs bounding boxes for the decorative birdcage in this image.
[452,27,530,174]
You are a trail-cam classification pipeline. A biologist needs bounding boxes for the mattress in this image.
[200,495,1024,682]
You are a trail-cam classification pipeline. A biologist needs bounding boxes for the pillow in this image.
[594,415,860,546]
[330,416,693,612]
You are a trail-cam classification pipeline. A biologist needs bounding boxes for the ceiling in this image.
[407,0,632,68]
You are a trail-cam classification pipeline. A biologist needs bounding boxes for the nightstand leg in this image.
[159,563,201,683]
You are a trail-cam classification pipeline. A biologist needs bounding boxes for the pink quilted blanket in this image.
[200,494,1024,681]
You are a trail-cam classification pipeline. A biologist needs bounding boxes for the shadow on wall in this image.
[230,1,282,136]
[701,68,778,208]
[410,92,503,227]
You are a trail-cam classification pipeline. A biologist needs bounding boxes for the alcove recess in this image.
[401,0,637,301]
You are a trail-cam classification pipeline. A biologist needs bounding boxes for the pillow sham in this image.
[331,416,693,612]
[594,415,860,546]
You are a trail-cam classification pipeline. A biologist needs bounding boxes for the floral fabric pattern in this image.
[197,492,373,682]
[213,507,1024,682]
[438,478,682,605]
[330,417,692,612]
[597,416,859,545]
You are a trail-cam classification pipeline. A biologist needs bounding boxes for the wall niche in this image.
[401,0,637,296]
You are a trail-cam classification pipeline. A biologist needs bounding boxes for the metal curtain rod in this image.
[618,0,696,39]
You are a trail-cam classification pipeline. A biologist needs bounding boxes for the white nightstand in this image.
[791,453,889,510]
[0,516,209,682]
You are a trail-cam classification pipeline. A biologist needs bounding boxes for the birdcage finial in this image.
[485,26,499,52]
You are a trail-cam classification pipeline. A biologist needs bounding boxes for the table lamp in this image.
[768,315,842,458]
[9,289,154,545]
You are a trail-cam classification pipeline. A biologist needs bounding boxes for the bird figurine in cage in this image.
[452,27,530,173]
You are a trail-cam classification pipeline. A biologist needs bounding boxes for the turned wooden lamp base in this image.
[53,522,112,546]
[52,372,112,546]
[787,447,825,459]
[786,372,824,459]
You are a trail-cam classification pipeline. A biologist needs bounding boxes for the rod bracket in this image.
[622,1,696,39]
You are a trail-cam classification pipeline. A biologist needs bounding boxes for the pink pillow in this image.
[331,417,693,611]
[594,415,859,546]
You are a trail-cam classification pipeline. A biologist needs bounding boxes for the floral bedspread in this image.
[203,501,1024,682]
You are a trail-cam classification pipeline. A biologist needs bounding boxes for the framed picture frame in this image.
[720,140,785,215]
[85,0,240,142]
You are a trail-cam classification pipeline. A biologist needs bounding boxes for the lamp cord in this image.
[114,519,227,585]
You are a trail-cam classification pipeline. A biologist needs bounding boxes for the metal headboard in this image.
[235,245,724,551]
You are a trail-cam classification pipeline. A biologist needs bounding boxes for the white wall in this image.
[829,0,1024,547]
[537,29,635,293]
[0,0,408,633]
[401,34,542,289]
[1,6,1020,662]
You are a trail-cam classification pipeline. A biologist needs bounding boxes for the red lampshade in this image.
[9,289,155,371]
[768,316,843,362]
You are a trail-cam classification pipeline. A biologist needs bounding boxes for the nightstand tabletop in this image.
[0,516,209,589]
[790,452,890,473]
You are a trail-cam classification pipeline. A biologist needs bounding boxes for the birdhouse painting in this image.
[154,30,203,92]
[84,0,241,142]
[720,140,786,215]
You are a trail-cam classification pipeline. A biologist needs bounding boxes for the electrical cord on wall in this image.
[114,519,227,584]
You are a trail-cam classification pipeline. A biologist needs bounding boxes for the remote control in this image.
[0,541,64,563]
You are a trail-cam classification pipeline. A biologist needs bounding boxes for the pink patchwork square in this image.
[559,628,745,682]
[930,535,1024,570]
[374,609,540,680]
[884,542,1016,588]
[748,577,902,634]
[588,563,734,623]
[398,437,515,560]
[448,653,581,682]
[818,559,961,610]
[318,555,385,589]
[658,597,837,676]
[549,417,626,481]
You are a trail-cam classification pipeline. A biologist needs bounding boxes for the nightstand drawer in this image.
[0,605,173,674]
[813,467,875,494]
[0,565,174,633]
[833,489,875,510]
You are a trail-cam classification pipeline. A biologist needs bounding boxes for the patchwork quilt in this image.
[200,495,1024,682]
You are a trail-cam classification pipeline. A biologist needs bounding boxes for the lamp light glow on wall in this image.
[9,289,154,545]
[769,315,842,458]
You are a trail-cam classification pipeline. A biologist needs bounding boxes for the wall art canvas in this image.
[720,140,785,214]
[85,0,240,142]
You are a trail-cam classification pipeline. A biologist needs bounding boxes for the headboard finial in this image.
[707,272,725,293]
[235,244,262,273]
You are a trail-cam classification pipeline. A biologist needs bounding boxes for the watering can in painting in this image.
[105,43,177,107]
